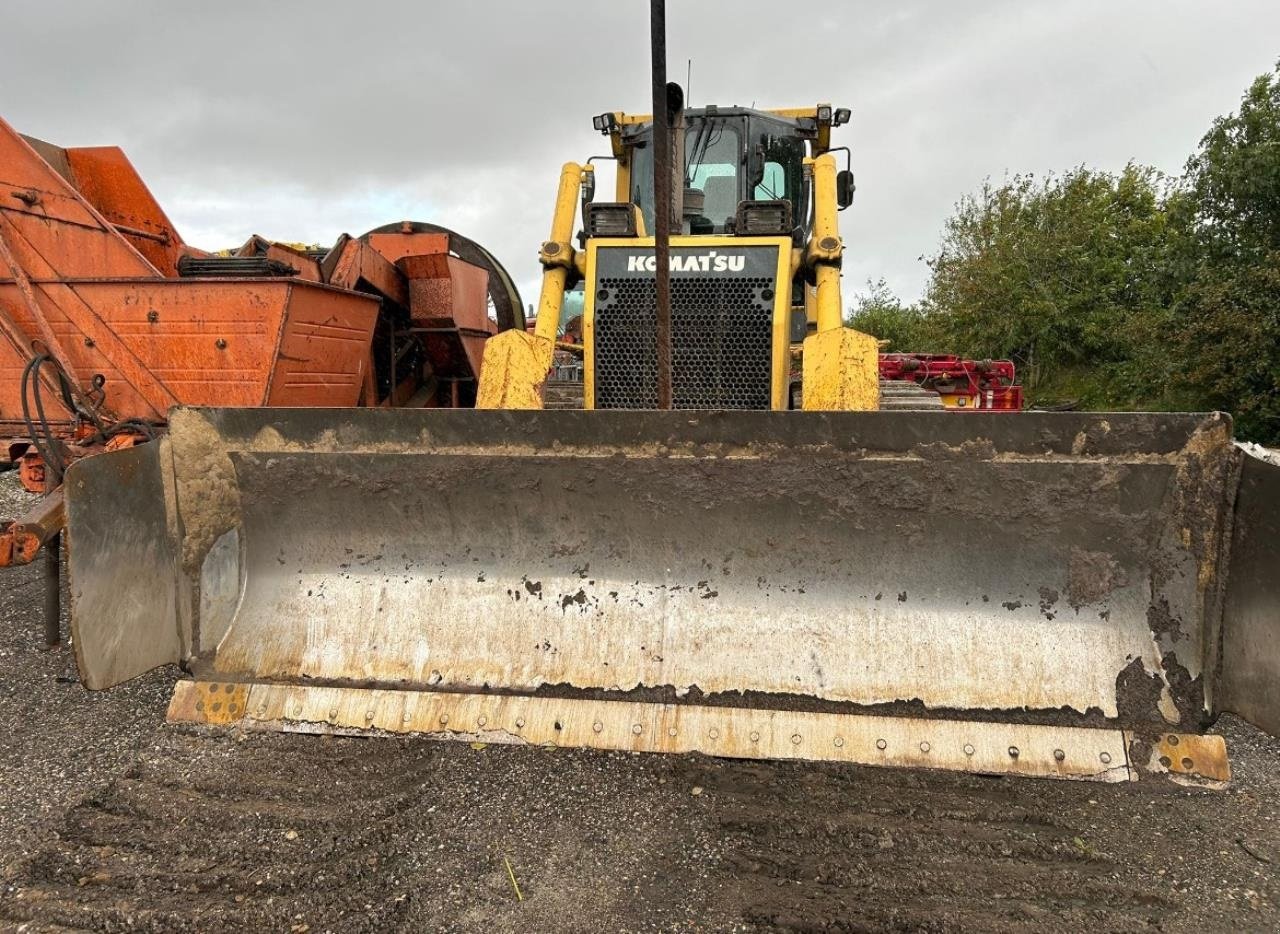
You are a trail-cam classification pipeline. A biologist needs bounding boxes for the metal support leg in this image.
[43,532,60,647]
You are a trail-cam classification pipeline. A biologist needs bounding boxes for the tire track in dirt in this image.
[0,729,730,933]
[6,733,437,931]
[671,748,1277,932]
[4,719,1280,933]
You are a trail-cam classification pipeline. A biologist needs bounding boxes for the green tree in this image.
[1171,61,1280,442]
[919,165,1177,407]
[897,60,1280,433]
[845,278,932,352]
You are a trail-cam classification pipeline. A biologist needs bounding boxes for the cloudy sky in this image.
[3,2,1277,308]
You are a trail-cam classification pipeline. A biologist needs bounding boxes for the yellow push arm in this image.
[476,163,583,409]
[534,162,584,342]
[801,153,880,411]
[808,154,844,333]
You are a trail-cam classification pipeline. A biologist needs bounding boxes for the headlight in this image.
[734,200,793,236]
[585,203,639,238]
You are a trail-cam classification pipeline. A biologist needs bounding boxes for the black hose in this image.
[77,417,160,447]
[19,354,64,485]
[20,353,154,486]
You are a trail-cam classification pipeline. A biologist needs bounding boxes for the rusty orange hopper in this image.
[0,116,523,495]
[0,117,379,440]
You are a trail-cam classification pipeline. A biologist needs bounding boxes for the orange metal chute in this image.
[0,278,378,420]
[399,252,493,381]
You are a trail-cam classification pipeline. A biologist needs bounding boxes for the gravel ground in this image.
[2,468,1280,932]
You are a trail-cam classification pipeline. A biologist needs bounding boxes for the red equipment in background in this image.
[879,353,1023,411]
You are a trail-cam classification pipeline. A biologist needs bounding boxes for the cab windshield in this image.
[630,115,806,235]
[683,120,741,232]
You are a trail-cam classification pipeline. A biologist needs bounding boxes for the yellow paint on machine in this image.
[581,235,793,411]
[476,161,582,410]
[474,330,554,410]
[796,152,880,410]
[476,147,885,413]
[802,326,881,411]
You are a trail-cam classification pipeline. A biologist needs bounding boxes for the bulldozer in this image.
[61,95,1280,785]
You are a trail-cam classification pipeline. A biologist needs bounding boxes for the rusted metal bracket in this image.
[0,486,65,567]
[1141,732,1230,783]
[361,221,525,332]
[111,222,170,244]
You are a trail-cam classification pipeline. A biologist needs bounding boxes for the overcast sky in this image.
[3,2,1277,308]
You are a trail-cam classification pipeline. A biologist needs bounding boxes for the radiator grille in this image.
[593,276,774,409]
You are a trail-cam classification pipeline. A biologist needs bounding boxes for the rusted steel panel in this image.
[399,253,493,380]
[455,333,488,383]
[399,253,491,331]
[73,407,1239,738]
[263,243,321,282]
[0,116,156,278]
[325,238,409,308]
[235,235,322,282]
[0,210,146,281]
[363,222,524,332]
[2,182,106,233]
[0,226,87,418]
[63,146,186,276]
[0,279,378,421]
[19,135,74,183]
[365,231,450,266]
[266,284,379,406]
[0,279,176,419]
[0,333,78,429]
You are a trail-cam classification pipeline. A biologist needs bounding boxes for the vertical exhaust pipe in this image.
[649,0,673,409]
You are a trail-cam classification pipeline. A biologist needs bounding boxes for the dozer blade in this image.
[65,407,1260,783]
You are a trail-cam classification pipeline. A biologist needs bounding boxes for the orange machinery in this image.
[0,115,523,581]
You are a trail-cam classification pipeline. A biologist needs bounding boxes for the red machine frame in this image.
[879,353,1023,411]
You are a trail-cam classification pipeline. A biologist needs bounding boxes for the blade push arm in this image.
[800,153,880,411]
[476,163,584,409]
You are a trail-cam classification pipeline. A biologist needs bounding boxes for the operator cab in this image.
[589,105,851,242]
[631,107,808,237]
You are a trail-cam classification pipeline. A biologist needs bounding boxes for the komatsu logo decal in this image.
[597,244,777,279]
[626,251,746,273]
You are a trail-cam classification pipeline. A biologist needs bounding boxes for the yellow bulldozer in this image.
[63,99,1280,785]
[478,103,883,413]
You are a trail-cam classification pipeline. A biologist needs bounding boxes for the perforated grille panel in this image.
[593,266,776,410]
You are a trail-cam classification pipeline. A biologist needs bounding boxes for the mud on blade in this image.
[65,406,1266,739]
